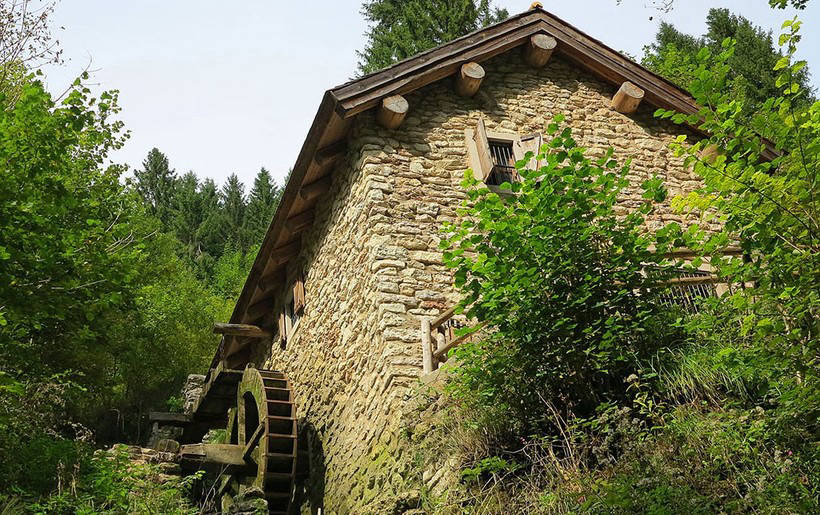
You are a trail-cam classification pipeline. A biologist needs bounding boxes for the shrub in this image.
[441,118,679,435]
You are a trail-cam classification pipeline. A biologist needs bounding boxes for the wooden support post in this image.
[523,34,557,67]
[300,175,332,202]
[455,62,485,97]
[611,81,645,114]
[285,209,315,235]
[434,331,446,366]
[376,95,408,129]
[421,318,433,374]
[213,323,272,338]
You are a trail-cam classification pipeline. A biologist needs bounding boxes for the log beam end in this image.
[524,34,557,67]
[376,95,409,129]
[611,81,645,114]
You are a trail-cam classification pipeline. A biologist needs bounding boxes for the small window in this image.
[465,119,541,186]
[487,140,518,185]
[654,267,717,313]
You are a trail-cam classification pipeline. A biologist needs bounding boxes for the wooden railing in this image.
[419,247,746,374]
[421,306,475,373]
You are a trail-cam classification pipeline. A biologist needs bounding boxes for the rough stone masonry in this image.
[261,49,707,512]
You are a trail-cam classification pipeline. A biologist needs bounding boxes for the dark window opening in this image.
[287,297,300,330]
[487,140,518,186]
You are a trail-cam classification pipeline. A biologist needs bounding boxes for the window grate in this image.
[655,267,716,313]
[488,141,518,185]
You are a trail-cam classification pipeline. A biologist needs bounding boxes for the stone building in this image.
[185,5,733,513]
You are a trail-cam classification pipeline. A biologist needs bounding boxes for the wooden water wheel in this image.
[182,367,297,514]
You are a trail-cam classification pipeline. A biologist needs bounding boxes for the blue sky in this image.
[44,1,819,189]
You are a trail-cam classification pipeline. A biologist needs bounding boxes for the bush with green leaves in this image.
[654,20,818,429]
[440,118,679,434]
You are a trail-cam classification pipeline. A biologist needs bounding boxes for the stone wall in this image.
[264,49,707,513]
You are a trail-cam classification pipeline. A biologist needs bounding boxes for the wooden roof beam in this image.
[285,209,315,235]
[376,95,408,129]
[299,175,333,203]
[257,268,285,296]
[213,323,272,338]
[313,140,347,169]
[269,240,300,268]
[523,34,556,67]
[611,81,645,114]
[455,62,485,97]
[245,298,275,322]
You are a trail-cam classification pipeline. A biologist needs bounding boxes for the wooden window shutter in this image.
[293,275,305,314]
[278,310,287,342]
[473,118,494,181]
[513,133,542,172]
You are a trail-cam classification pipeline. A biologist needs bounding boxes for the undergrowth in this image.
[0,446,200,514]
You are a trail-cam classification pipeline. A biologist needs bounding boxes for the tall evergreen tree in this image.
[170,171,203,256]
[220,173,247,250]
[134,148,177,226]
[642,9,814,112]
[244,167,281,246]
[195,178,224,262]
[356,0,508,75]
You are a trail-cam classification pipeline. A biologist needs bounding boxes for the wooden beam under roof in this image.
[245,298,275,322]
[213,323,272,338]
[299,175,333,202]
[269,240,300,267]
[285,209,315,235]
[313,140,347,169]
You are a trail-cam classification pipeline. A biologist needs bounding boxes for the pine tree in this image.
[134,148,177,226]
[244,168,281,246]
[170,171,203,257]
[356,0,508,76]
[196,178,226,263]
[220,173,247,250]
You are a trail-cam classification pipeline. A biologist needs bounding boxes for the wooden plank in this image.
[242,423,265,461]
[430,306,456,330]
[149,411,190,425]
[337,21,543,117]
[180,443,246,468]
[333,11,541,101]
[258,269,285,296]
[213,323,272,338]
[432,322,488,360]
[657,275,721,287]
